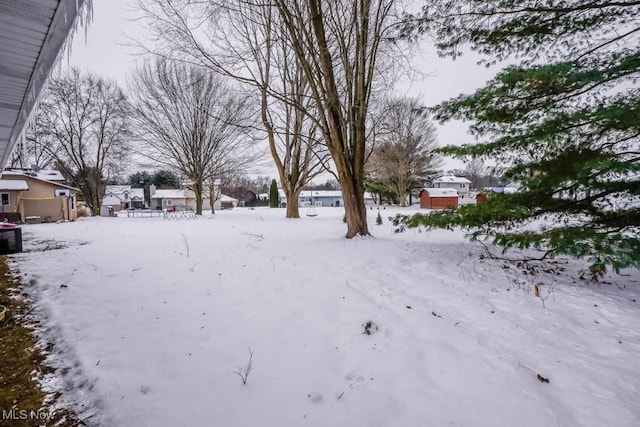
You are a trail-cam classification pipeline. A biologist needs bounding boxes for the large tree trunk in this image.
[307,0,370,237]
[193,181,203,215]
[285,189,302,218]
[340,176,369,237]
[335,149,369,237]
[209,180,215,214]
[90,194,101,217]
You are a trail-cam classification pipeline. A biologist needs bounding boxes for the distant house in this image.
[419,188,459,209]
[433,176,472,201]
[266,189,376,208]
[151,188,195,210]
[299,190,345,207]
[149,186,216,211]
[216,194,238,210]
[101,185,145,215]
[0,171,79,222]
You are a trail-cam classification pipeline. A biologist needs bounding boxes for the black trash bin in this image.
[0,225,22,254]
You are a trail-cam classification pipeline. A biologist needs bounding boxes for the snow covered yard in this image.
[7,207,640,427]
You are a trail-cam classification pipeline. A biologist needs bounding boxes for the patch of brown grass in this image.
[0,257,81,426]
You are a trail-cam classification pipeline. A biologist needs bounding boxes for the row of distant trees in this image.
[11,63,258,216]
[12,1,445,228]
[12,68,443,218]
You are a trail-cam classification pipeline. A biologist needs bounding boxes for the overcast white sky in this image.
[67,0,499,178]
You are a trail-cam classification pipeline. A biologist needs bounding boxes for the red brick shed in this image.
[419,188,459,209]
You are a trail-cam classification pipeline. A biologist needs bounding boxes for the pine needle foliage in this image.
[397,1,640,273]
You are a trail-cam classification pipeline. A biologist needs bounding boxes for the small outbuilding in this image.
[476,193,488,204]
[216,194,238,210]
[419,188,459,209]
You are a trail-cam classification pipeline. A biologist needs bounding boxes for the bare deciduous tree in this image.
[134,1,329,218]
[35,68,130,214]
[135,1,400,235]
[129,59,255,215]
[464,158,486,191]
[272,0,399,236]
[367,98,442,206]
[9,114,59,169]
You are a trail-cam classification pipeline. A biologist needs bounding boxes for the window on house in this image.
[1,193,9,206]
[124,192,129,200]
[165,200,172,206]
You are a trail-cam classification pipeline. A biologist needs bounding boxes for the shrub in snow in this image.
[234,348,254,385]
[362,320,378,335]
[269,180,279,208]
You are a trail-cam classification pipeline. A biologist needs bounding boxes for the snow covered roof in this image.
[0,171,79,191]
[220,194,238,202]
[105,185,131,195]
[34,169,66,181]
[152,189,193,199]
[3,169,66,182]
[131,188,144,199]
[421,188,459,197]
[434,175,471,184]
[0,179,28,191]
[103,186,144,203]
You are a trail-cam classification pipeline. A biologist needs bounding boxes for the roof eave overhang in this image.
[0,0,91,167]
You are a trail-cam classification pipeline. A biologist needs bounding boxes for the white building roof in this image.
[421,188,459,197]
[131,188,144,199]
[153,189,192,199]
[0,171,79,191]
[434,175,471,184]
[3,169,66,182]
[220,194,238,202]
[105,185,131,195]
[34,169,66,181]
[0,179,29,191]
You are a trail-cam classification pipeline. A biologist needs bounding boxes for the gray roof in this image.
[0,0,92,167]
[434,175,472,184]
